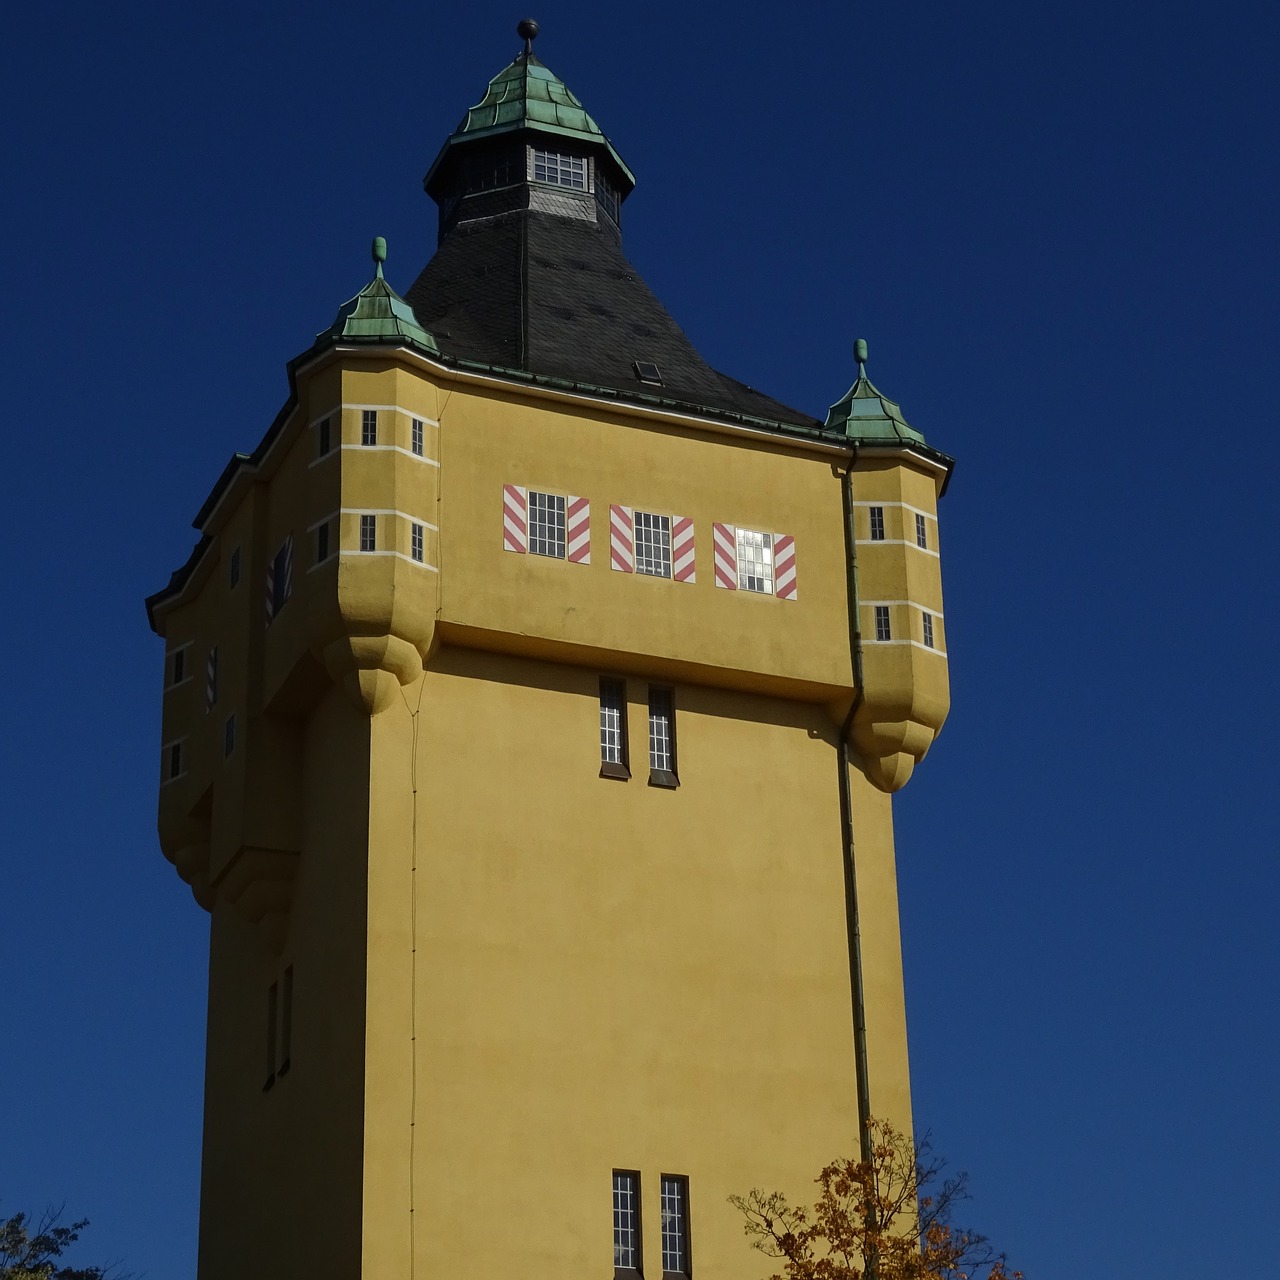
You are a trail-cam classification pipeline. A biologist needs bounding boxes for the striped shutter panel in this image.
[671,516,695,583]
[713,522,737,589]
[280,535,294,604]
[265,554,275,621]
[206,647,218,711]
[503,484,528,552]
[610,505,634,572]
[773,533,797,600]
[567,495,590,564]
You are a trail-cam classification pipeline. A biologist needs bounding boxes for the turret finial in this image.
[517,17,539,57]
[854,337,868,373]
[372,235,387,279]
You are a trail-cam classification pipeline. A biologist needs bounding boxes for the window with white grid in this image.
[635,511,672,578]
[528,490,566,559]
[412,418,424,456]
[874,605,891,642]
[411,522,424,563]
[600,678,628,775]
[735,528,773,594]
[361,409,377,446]
[360,514,376,552]
[922,613,935,649]
[613,1171,640,1271]
[869,506,885,540]
[660,1175,689,1275]
[648,686,676,784]
[915,511,928,549]
[534,149,587,190]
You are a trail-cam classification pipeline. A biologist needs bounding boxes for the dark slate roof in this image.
[404,209,820,429]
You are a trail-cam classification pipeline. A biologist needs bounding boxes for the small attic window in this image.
[533,149,586,190]
[634,361,663,387]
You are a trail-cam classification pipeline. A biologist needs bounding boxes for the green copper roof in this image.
[320,237,439,353]
[824,340,926,445]
[426,51,635,190]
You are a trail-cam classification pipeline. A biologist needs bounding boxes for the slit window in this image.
[317,522,330,564]
[613,1171,641,1273]
[165,742,183,781]
[600,678,629,779]
[412,418,424,457]
[223,714,236,758]
[279,965,293,1076]
[915,512,928,549]
[362,410,377,446]
[528,491,566,559]
[735,528,774,594]
[411,522,424,563]
[229,546,241,588]
[648,687,677,786]
[318,415,332,457]
[168,648,186,687]
[922,613,935,649]
[660,1175,690,1276]
[869,506,885,541]
[874,605,891,642]
[360,515,377,553]
[533,149,586,190]
[265,981,278,1090]
[635,511,672,578]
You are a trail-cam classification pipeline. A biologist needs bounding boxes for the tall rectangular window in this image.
[411,418,424,457]
[318,415,331,456]
[869,506,885,541]
[317,522,330,564]
[648,686,677,786]
[915,512,928,549]
[660,1176,690,1276]
[613,1171,641,1273]
[874,605,891,642]
[411,522,424,563]
[635,511,672,578]
[362,409,377,446]
[265,981,278,1090]
[528,490,566,559]
[223,714,236,758]
[169,648,186,686]
[279,965,294,1076]
[534,149,587,189]
[735,528,773,594]
[229,546,241,588]
[922,613,935,649]
[166,742,183,781]
[360,515,377,552]
[600,678,629,779]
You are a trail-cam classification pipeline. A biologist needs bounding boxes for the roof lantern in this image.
[318,237,439,353]
[824,339,927,445]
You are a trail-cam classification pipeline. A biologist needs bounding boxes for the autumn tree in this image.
[0,1207,132,1280]
[729,1119,1021,1280]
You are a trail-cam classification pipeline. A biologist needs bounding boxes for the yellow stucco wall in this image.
[150,343,949,1279]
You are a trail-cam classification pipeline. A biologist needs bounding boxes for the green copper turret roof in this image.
[824,340,926,445]
[319,237,439,354]
[424,49,635,191]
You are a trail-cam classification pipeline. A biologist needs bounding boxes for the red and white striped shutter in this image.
[502,484,528,552]
[567,496,590,564]
[774,533,798,600]
[610,504,634,572]
[713,522,737,589]
[671,516,695,583]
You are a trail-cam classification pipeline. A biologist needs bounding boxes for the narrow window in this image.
[229,546,241,588]
[317,522,330,564]
[279,965,293,1076]
[166,742,182,780]
[528,490,566,559]
[318,415,331,456]
[915,512,928,549]
[648,686,677,787]
[170,649,185,686]
[874,605,891,642]
[223,714,236,758]
[206,646,218,711]
[869,506,885,541]
[613,1171,641,1274]
[411,522,424,563]
[735,528,773,594]
[922,613,935,649]
[360,514,377,552]
[362,409,377,446]
[271,539,293,615]
[599,678,629,779]
[660,1176,690,1277]
[265,981,278,1091]
[411,418,424,457]
[635,511,672,577]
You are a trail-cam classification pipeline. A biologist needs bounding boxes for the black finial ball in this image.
[517,18,540,42]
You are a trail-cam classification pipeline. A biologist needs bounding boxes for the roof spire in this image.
[372,235,387,280]
[517,17,539,59]
[854,337,868,374]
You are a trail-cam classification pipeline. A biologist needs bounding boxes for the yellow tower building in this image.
[147,23,953,1280]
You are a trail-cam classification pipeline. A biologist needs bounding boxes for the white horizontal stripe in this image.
[307,450,339,469]
[853,500,936,522]
[342,508,439,530]
[322,404,440,427]
[165,676,193,691]
[862,600,944,617]
[867,638,949,656]
[855,538,940,558]
[306,511,340,533]
[341,550,439,572]
[307,555,338,574]
[340,444,439,465]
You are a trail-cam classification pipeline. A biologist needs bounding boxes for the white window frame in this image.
[874,605,891,642]
[599,677,629,779]
[648,686,677,787]
[735,528,774,594]
[634,510,672,578]
[411,417,424,457]
[869,506,885,541]
[922,613,935,649]
[411,522,424,563]
[361,409,377,446]
[360,514,377,552]
[613,1170,641,1272]
[915,512,928,549]
[660,1175,690,1276]
[533,148,587,190]
[528,490,567,559]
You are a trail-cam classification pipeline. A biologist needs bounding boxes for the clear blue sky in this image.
[2,1,1277,1275]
